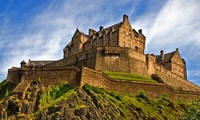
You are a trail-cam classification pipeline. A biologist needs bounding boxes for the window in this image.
[103,34,106,41]
[128,34,131,40]
[135,46,138,51]
[90,39,93,45]
[123,32,126,38]
[110,32,112,38]
[123,42,126,47]
[113,41,118,46]
[97,37,99,43]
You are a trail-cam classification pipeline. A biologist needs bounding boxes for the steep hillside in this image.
[0,81,199,120]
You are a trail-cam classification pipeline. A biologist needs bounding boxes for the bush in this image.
[162,93,169,100]
[0,80,16,100]
[83,84,105,94]
[182,101,200,120]
[137,90,146,99]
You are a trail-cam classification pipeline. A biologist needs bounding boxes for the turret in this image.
[20,60,26,70]
[160,50,164,60]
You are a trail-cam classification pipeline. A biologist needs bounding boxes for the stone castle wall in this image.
[7,67,80,87]
[46,46,149,76]
[80,67,199,101]
[7,68,22,84]
[155,65,200,92]
[95,47,148,76]
[21,67,80,87]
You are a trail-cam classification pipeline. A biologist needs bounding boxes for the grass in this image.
[82,84,196,119]
[0,80,16,100]
[103,71,157,83]
[34,84,198,119]
[39,84,73,109]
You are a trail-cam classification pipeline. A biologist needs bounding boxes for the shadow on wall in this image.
[151,74,163,83]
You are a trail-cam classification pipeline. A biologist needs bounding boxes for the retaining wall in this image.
[80,67,199,101]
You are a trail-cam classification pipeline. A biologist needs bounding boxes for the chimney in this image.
[89,29,96,36]
[123,14,128,22]
[138,29,142,34]
[99,26,103,31]
[160,50,164,60]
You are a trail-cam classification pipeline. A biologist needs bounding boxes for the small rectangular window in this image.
[123,32,126,38]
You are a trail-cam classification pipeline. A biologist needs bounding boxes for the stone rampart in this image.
[45,46,149,76]
[21,67,80,87]
[80,67,199,101]
[156,65,200,92]
[95,47,148,76]
[7,68,21,84]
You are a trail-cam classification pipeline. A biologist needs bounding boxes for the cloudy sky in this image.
[0,0,200,85]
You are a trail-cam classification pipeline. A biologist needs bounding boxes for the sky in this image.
[0,0,200,86]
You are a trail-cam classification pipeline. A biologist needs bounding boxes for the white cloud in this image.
[132,0,200,85]
[0,0,136,76]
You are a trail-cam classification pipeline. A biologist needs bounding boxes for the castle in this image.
[7,15,200,100]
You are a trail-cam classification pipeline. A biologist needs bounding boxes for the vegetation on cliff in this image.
[0,80,16,100]
[0,81,199,120]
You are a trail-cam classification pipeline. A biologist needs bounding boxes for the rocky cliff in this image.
[0,80,199,120]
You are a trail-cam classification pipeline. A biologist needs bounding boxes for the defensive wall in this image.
[7,68,22,84]
[155,65,200,92]
[80,67,200,101]
[45,46,148,76]
[7,67,80,87]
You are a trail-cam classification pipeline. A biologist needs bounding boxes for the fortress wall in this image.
[81,67,199,101]
[45,47,149,77]
[7,68,21,84]
[45,48,97,70]
[155,69,200,92]
[146,54,156,76]
[22,67,80,87]
[126,48,146,62]
[95,47,148,76]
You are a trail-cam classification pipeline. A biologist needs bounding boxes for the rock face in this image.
[0,83,199,120]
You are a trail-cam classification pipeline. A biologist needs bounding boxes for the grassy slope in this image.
[34,84,199,120]
[0,80,16,100]
[103,71,157,82]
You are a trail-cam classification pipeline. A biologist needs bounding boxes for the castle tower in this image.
[20,60,26,70]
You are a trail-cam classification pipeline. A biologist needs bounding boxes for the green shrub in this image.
[83,84,104,94]
[0,80,16,100]
[182,101,200,120]
[116,95,123,101]
[162,93,169,100]
[136,90,147,100]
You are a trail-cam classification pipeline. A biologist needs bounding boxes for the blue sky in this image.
[0,0,200,86]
